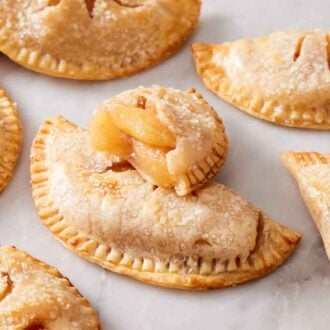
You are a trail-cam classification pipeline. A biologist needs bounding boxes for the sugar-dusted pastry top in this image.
[282,151,330,258]
[192,30,330,129]
[0,246,100,329]
[0,0,200,79]
[31,116,301,289]
[0,87,22,193]
[33,115,298,264]
[91,86,228,196]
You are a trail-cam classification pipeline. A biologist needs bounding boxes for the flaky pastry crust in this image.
[192,30,330,129]
[0,0,200,80]
[0,87,22,194]
[98,86,228,196]
[282,151,330,258]
[30,116,301,290]
[0,246,100,329]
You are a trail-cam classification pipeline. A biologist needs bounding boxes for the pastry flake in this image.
[0,0,200,80]
[192,30,330,129]
[0,246,100,329]
[30,116,301,289]
[0,87,22,193]
[89,86,229,196]
[282,151,330,258]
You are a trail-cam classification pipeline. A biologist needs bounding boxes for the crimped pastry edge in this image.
[0,87,22,193]
[281,151,330,173]
[173,88,229,196]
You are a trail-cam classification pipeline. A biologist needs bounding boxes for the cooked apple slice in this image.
[108,104,176,148]
[89,108,132,157]
[130,140,175,188]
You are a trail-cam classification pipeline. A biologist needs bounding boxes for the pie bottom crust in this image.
[191,44,330,130]
[0,87,22,193]
[31,118,301,290]
[0,246,100,329]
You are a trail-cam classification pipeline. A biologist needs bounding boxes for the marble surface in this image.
[0,0,330,329]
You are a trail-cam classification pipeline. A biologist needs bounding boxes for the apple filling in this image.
[89,103,176,187]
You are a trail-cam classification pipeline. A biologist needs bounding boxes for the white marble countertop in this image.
[1,0,330,329]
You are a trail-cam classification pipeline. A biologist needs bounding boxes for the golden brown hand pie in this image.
[89,86,228,196]
[192,30,330,129]
[0,246,100,329]
[282,151,330,258]
[0,0,200,80]
[0,87,22,193]
[30,116,301,290]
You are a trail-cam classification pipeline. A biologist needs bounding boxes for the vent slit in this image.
[47,0,95,17]
[47,0,61,6]
[25,324,45,330]
[85,0,96,17]
[0,272,13,302]
[325,34,330,71]
[136,96,147,109]
[113,0,142,8]
[293,36,305,62]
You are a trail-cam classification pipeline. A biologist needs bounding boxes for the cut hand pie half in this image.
[30,115,301,289]
[282,151,330,258]
[0,87,22,193]
[0,0,200,80]
[89,86,228,196]
[0,246,100,329]
[192,30,330,129]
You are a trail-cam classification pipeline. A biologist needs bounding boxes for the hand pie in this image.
[0,87,22,193]
[282,151,330,258]
[0,0,200,80]
[192,30,330,129]
[0,246,100,329]
[88,86,228,196]
[30,116,301,289]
